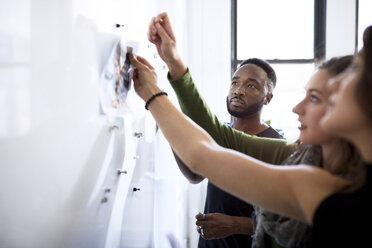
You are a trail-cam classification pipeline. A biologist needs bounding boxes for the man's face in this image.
[227,64,271,118]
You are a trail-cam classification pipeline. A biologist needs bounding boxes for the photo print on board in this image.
[114,46,133,108]
[99,39,138,116]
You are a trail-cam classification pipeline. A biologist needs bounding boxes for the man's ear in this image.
[264,93,273,105]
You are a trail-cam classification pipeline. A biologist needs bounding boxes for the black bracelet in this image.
[145,91,168,110]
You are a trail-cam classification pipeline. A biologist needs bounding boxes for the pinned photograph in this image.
[99,39,138,116]
[114,45,133,108]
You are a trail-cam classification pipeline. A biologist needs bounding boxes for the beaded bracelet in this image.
[145,91,168,110]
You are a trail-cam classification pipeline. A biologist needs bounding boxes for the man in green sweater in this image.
[148,13,287,248]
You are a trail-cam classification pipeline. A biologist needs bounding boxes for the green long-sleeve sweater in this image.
[169,69,296,165]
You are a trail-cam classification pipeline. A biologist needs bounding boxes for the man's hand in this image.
[148,12,187,80]
[130,55,160,101]
[148,12,176,64]
[195,212,253,240]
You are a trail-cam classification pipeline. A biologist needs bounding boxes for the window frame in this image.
[231,0,327,77]
[355,0,359,51]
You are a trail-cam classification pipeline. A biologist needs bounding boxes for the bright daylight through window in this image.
[236,0,316,140]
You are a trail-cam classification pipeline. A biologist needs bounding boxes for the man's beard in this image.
[226,96,265,118]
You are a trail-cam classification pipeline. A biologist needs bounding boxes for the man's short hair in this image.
[239,58,277,91]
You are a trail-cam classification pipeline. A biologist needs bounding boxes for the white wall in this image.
[0,0,231,247]
[0,0,188,247]
[1,0,127,247]
[182,1,231,246]
[186,0,231,123]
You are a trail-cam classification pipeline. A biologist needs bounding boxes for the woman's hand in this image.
[130,55,160,101]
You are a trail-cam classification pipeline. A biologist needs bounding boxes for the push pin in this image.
[117,169,127,175]
[114,24,125,28]
[134,132,143,138]
[109,125,119,132]
[133,187,140,192]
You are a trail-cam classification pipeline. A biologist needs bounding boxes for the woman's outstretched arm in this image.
[130,55,350,225]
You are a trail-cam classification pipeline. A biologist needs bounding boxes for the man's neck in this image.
[232,115,268,135]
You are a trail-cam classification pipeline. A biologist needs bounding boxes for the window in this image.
[237,0,314,60]
[232,0,326,140]
[357,0,372,51]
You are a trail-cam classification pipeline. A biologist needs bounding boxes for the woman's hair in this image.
[318,55,354,76]
[325,26,372,191]
[319,56,361,174]
[356,25,372,120]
